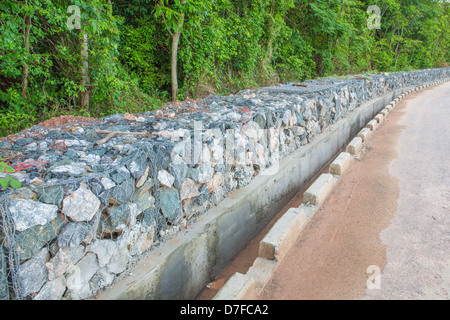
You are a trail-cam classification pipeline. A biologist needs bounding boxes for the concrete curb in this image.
[213,273,257,300]
[258,207,307,261]
[303,173,337,206]
[346,137,363,155]
[212,78,450,300]
[366,119,378,131]
[329,152,352,175]
[357,128,371,142]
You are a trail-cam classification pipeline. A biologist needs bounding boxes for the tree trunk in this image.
[170,0,186,102]
[80,29,90,111]
[171,23,183,102]
[22,15,31,100]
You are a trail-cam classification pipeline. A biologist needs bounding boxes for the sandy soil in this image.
[258,104,401,299]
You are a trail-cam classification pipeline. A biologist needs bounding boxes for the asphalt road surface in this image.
[259,81,450,300]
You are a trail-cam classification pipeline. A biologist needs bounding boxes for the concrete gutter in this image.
[97,79,448,300]
[213,78,450,300]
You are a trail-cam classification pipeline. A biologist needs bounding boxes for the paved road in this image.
[259,82,450,300]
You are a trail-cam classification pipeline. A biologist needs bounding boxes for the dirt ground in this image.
[259,107,401,300]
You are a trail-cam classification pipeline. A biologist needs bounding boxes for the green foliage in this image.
[0,158,21,189]
[0,0,449,137]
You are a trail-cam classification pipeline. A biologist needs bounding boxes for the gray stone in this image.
[100,177,116,190]
[211,144,224,163]
[8,199,58,232]
[200,144,211,164]
[62,183,100,222]
[169,156,188,188]
[245,121,263,141]
[253,113,266,129]
[36,185,64,207]
[119,223,156,256]
[296,111,305,126]
[126,156,147,179]
[108,204,136,229]
[81,153,100,164]
[159,188,182,222]
[140,209,158,228]
[61,179,81,196]
[57,222,91,248]
[195,184,210,206]
[25,142,38,151]
[110,166,131,184]
[0,248,8,300]
[15,138,34,146]
[109,178,135,204]
[17,248,48,298]
[15,214,65,262]
[186,167,199,182]
[134,189,155,214]
[0,141,12,149]
[154,143,173,169]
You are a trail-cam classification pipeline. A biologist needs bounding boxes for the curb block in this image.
[374,113,383,124]
[366,119,378,131]
[258,207,307,261]
[213,272,257,300]
[346,137,363,155]
[329,152,352,175]
[303,173,336,206]
[357,127,371,142]
[246,258,277,292]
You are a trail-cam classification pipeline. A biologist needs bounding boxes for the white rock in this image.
[179,178,200,201]
[51,163,86,175]
[245,121,263,141]
[65,253,99,300]
[200,144,211,164]
[86,239,117,268]
[46,245,85,281]
[91,267,115,289]
[107,246,130,275]
[158,169,175,188]
[100,177,116,190]
[81,154,100,164]
[34,276,66,300]
[8,199,58,232]
[207,172,224,194]
[62,183,101,222]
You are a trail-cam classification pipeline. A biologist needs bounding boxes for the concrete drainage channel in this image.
[212,79,449,300]
[97,78,449,300]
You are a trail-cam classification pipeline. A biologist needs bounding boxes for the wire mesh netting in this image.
[0,140,165,300]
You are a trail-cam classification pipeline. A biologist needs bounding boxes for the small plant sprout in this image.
[0,157,22,189]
